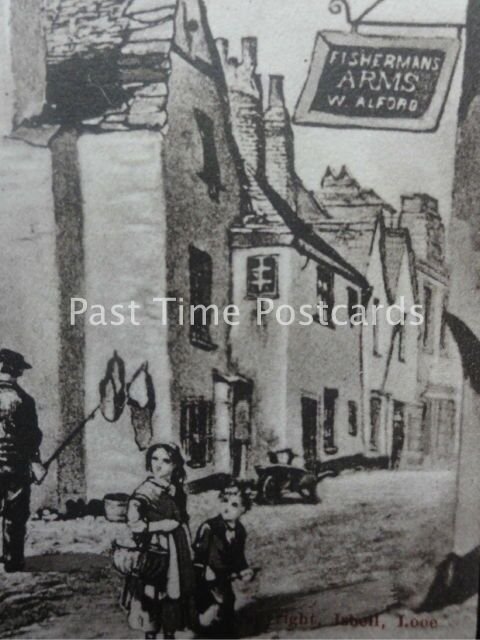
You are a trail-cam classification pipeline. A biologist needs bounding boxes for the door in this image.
[180,399,213,468]
[391,401,405,469]
[302,397,318,472]
[323,388,338,454]
[232,381,253,478]
[370,395,382,452]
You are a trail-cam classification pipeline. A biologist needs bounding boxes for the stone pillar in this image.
[0,0,46,134]
[51,128,87,505]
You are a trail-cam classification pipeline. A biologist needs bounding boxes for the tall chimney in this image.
[216,37,263,175]
[264,75,296,208]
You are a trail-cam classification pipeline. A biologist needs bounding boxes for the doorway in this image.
[231,381,253,478]
[391,401,405,469]
[302,396,318,472]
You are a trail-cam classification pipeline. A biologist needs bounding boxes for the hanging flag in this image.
[127,362,156,451]
[294,31,460,132]
[99,351,126,423]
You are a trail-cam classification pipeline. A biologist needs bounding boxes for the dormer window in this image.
[247,255,279,299]
[316,264,334,326]
[194,109,224,202]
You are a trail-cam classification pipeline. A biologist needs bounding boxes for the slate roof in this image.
[313,221,376,276]
[234,164,369,288]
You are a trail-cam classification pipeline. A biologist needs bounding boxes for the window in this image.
[373,298,381,356]
[194,109,223,202]
[247,255,279,298]
[440,295,449,355]
[180,398,213,468]
[398,323,406,362]
[316,264,335,326]
[423,285,434,352]
[347,287,359,327]
[189,246,216,349]
[323,388,338,453]
[302,397,319,472]
[348,400,358,436]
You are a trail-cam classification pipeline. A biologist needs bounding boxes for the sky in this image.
[204,0,469,224]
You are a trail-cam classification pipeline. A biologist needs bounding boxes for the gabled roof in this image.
[236,169,369,289]
[312,220,376,276]
[295,178,331,223]
[316,165,395,223]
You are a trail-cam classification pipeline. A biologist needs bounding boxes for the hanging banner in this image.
[294,31,460,132]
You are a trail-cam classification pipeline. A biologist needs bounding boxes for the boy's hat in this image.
[0,349,32,372]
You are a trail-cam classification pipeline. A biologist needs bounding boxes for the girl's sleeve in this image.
[127,497,148,533]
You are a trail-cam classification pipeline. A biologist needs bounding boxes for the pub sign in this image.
[294,31,460,132]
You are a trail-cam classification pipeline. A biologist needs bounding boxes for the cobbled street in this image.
[2,470,472,639]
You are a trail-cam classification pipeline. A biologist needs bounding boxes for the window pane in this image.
[194,109,223,202]
[189,246,213,345]
[348,400,358,436]
[247,255,278,298]
[423,285,434,351]
[180,398,212,468]
[323,388,338,451]
[317,264,334,325]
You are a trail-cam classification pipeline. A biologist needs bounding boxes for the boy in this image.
[193,482,254,638]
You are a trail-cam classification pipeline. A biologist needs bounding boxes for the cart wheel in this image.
[261,475,280,505]
[300,482,319,504]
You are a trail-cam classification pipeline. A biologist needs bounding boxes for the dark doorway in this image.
[391,401,405,470]
[232,381,253,478]
[302,397,318,472]
[180,398,213,468]
[370,394,382,452]
[323,388,338,455]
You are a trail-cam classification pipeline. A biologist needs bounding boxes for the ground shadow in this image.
[24,553,110,573]
[418,548,479,612]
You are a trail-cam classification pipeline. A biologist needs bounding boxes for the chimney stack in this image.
[216,37,263,175]
[264,75,296,208]
[399,193,445,264]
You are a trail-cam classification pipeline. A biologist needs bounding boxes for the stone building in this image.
[399,194,462,469]
[218,38,369,472]
[0,0,252,506]
[315,170,463,470]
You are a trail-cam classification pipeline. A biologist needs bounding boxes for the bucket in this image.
[104,492,129,522]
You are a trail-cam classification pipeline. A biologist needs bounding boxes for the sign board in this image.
[294,31,460,132]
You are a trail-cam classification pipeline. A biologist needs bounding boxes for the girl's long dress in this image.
[122,478,196,635]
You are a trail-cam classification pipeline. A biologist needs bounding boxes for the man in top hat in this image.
[0,349,45,572]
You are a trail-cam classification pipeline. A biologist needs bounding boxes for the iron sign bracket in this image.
[328,0,465,37]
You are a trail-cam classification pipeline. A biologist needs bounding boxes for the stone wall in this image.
[45,0,176,130]
[78,130,171,500]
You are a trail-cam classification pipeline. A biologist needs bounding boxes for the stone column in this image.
[0,0,46,134]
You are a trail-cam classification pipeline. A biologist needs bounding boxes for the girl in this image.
[123,443,196,639]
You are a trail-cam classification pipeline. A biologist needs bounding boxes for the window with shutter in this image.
[180,397,214,468]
